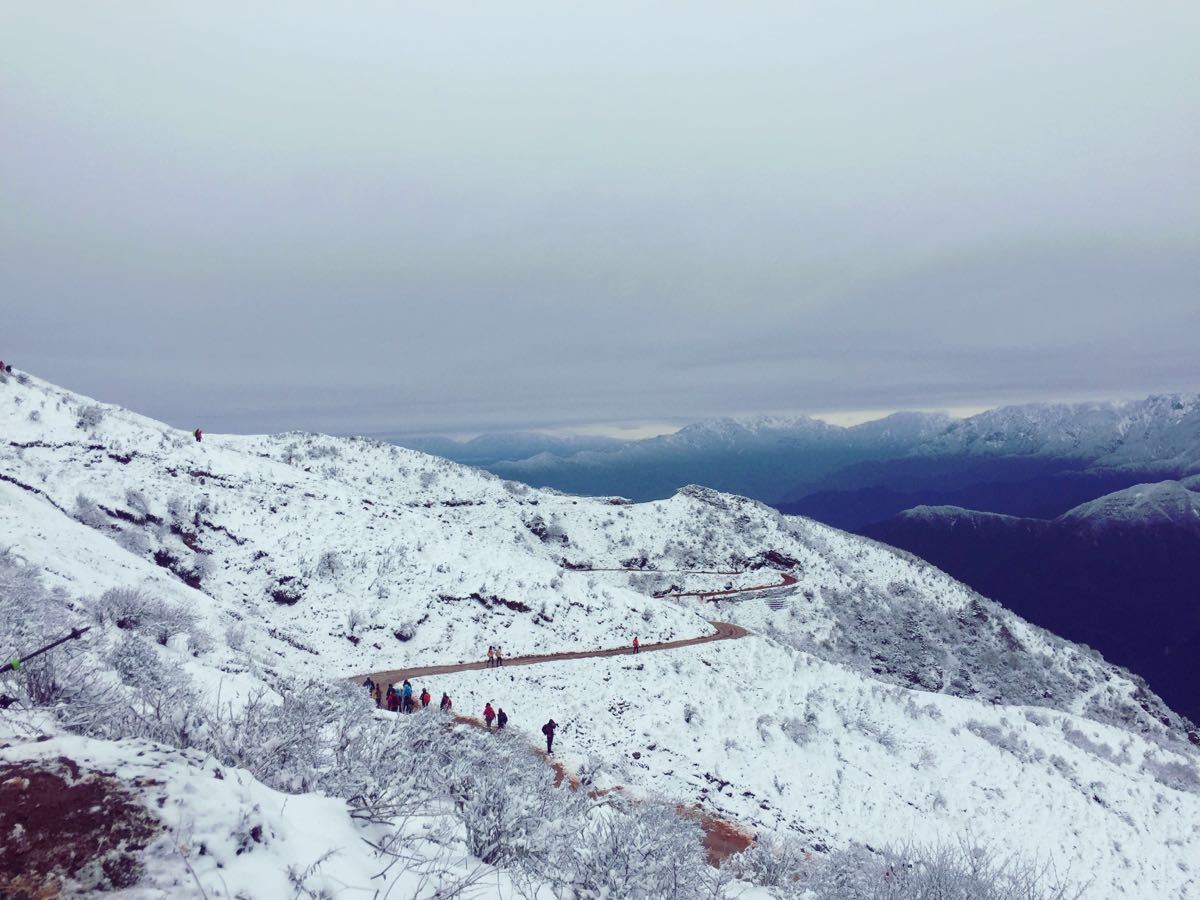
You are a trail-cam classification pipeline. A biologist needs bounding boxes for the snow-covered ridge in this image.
[3,371,1200,898]
[1059,479,1200,529]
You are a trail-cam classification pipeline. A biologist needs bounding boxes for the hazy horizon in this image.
[5,2,1198,436]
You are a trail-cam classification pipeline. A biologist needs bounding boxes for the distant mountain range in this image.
[863,478,1200,723]
[399,394,1200,519]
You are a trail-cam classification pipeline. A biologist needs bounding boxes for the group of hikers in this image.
[486,645,504,667]
[362,676,450,715]
[361,677,560,754]
[480,702,559,754]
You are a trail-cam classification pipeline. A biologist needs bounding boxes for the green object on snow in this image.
[7,658,18,671]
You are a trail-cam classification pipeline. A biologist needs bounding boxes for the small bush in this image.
[74,494,110,530]
[95,588,198,645]
[799,836,1084,900]
[76,404,106,430]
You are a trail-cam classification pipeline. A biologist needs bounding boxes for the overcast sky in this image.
[3,2,1198,437]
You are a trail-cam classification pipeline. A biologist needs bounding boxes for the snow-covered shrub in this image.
[0,548,104,712]
[345,607,365,635]
[124,488,152,518]
[781,713,816,746]
[1141,753,1200,793]
[315,549,344,579]
[76,403,106,430]
[108,632,171,690]
[27,408,40,422]
[966,720,1042,763]
[16,372,31,386]
[225,621,248,651]
[166,495,189,524]
[550,801,708,899]
[74,493,109,530]
[115,527,152,557]
[729,834,810,889]
[95,587,198,646]
[800,836,1083,900]
[1060,723,1125,764]
[445,730,584,866]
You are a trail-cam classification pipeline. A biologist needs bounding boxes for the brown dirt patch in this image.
[679,805,755,866]
[0,756,161,898]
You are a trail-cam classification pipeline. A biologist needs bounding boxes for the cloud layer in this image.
[3,1,1198,434]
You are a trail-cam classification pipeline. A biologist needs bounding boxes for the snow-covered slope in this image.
[1059,478,1200,531]
[3,372,1200,898]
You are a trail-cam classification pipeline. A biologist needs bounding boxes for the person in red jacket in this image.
[420,688,431,708]
[483,702,496,729]
[440,692,452,712]
[632,635,640,654]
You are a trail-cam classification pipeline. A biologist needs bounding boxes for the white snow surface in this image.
[2,373,1199,898]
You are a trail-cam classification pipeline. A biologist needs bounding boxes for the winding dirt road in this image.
[361,620,749,686]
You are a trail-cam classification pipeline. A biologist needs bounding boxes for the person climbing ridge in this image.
[372,683,382,708]
[420,687,431,708]
[362,676,376,693]
[440,692,452,712]
[193,428,203,442]
[632,635,639,654]
[496,707,508,730]
[542,719,558,754]
[386,684,399,713]
[483,702,496,728]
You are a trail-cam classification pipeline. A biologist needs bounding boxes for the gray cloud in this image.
[3,1,1198,435]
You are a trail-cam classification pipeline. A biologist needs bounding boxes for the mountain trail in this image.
[358,619,749,685]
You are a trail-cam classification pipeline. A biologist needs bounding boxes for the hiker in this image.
[632,635,639,654]
[487,646,495,668]
[483,702,496,729]
[495,645,504,666]
[372,683,382,708]
[193,428,203,443]
[420,688,431,708]
[497,708,508,730]
[402,680,414,713]
[386,685,400,713]
[440,692,452,712]
[362,676,376,692]
[542,719,558,754]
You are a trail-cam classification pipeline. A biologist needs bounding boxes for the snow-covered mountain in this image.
[469,395,1200,511]
[3,372,1200,898]
[396,430,630,467]
[484,412,955,503]
[864,478,1200,723]
[1058,477,1200,531]
[915,395,1200,470]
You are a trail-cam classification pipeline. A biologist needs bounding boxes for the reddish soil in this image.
[0,756,161,898]
[681,805,755,865]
